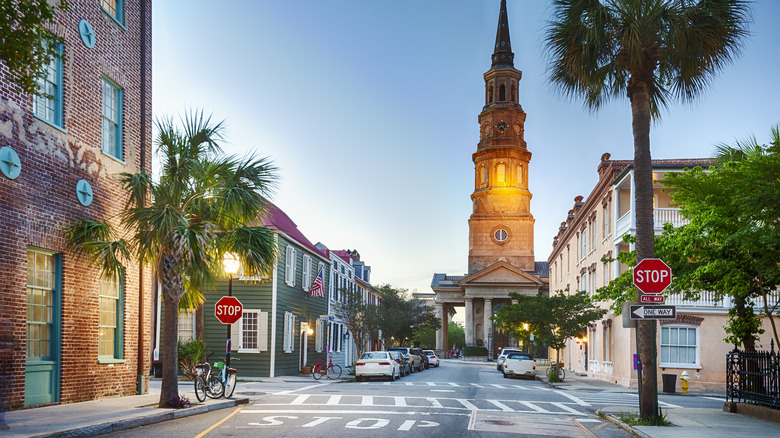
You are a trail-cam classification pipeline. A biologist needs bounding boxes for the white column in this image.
[484,298,493,355]
[465,298,474,346]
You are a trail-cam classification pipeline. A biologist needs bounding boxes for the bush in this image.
[462,346,488,357]
[177,338,206,381]
[169,395,191,409]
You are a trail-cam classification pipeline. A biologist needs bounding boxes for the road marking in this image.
[426,382,437,386]
[405,382,414,386]
[345,418,389,429]
[361,396,373,406]
[426,397,443,408]
[517,401,553,413]
[241,409,470,417]
[301,416,342,428]
[701,396,725,401]
[469,383,485,388]
[194,406,242,438]
[290,394,310,405]
[456,398,479,410]
[430,389,455,392]
[486,400,514,412]
[550,402,586,415]
[326,395,341,405]
[555,391,590,406]
[394,396,407,407]
[447,382,461,387]
[490,384,507,389]
[276,383,329,395]
[571,417,599,438]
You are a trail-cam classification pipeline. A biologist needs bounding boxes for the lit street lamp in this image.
[223,254,240,368]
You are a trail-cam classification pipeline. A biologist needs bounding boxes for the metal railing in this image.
[726,339,780,410]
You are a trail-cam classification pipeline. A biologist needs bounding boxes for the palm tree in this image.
[544,0,750,420]
[714,124,780,164]
[64,111,278,407]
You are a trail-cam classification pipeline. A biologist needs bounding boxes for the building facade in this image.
[431,0,548,359]
[548,154,778,392]
[0,0,152,408]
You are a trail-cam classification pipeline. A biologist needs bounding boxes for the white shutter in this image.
[231,318,240,351]
[315,319,323,352]
[283,311,291,353]
[302,256,311,291]
[258,311,268,352]
[290,314,296,352]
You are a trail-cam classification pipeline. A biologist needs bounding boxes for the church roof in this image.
[534,261,549,278]
[491,0,515,68]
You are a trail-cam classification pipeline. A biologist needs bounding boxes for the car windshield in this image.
[501,350,522,356]
[360,352,388,360]
[507,353,533,360]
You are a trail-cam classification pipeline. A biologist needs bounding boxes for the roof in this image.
[259,201,328,260]
[534,261,549,278]
[491,0,515,68]
[430,273,466,288]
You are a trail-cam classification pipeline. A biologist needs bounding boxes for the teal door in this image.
[25,250,60,406]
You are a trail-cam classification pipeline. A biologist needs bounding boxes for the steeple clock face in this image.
[496,121,508,133]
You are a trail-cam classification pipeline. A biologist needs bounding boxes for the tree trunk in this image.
[196,305,205,343]
[158,256,184,408]
[630,82,659,420]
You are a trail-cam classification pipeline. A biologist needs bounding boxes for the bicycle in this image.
[214,356,239,398]
[194,353,224,402]
[551,362,566,381]
[312,354,342,380]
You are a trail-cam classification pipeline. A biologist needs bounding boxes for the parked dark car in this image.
[389,350,411,376]
[411,348,430,369]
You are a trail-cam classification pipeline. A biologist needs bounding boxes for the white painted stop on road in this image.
[633,258,672,294]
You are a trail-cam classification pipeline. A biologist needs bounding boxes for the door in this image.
[300,322,308,370]
[25,249,61,405]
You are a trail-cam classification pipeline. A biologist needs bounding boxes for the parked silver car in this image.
[388,347,423,372]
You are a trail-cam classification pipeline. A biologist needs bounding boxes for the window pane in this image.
[661,327,669,344]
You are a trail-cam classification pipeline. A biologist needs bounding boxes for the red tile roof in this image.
[258,201,329,259]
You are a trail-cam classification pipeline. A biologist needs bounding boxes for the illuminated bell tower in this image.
[468,0,535,274]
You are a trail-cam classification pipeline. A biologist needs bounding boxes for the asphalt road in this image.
[103,360,723,437]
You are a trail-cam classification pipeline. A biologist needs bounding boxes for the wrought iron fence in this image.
[726,339,780,410]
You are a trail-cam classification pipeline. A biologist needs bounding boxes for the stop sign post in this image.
[633,258,672,295]
[215,296,243,324]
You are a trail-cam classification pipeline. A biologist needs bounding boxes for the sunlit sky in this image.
[153,0,780,297]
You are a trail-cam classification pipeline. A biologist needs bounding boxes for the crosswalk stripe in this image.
[518,401,553,413]
[486,400,514,412]
[326,395,341,405]
[426,382,437,386]
[490,384,507,389]
[549,401,586,415]
[426,397,443,408]
[469,383,485,388]
[556,391,590,406]
[456,399,479,410]
[447,382,461,387]
[290,394,310,405]
[361,396,373,406]
[394,396,407,407]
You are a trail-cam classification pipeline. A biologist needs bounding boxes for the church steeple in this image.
[491,0,514,68]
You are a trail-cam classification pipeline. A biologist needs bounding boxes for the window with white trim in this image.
[283,311,295,353]
[302,255,311,291]
[661,326,698,366]
[581,273,587,293]
[285,246,296,286]
[603,325,612,362]
[604,203,610,238]
[592,219,597,249]
[33,41,63,127]
[236,309,267,352]
[581,227,588,258]
[315,319,324,352]
[591,271,597,295]
[101,76,123,160]
[178,309,195,341]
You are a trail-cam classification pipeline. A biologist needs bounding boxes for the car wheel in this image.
[503,371,508,379]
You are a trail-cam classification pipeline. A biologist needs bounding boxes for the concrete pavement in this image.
[535,366,780,438]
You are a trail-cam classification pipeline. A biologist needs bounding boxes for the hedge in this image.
[462,346,488,357]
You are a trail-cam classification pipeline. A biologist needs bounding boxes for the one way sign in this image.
[629,305,677,320]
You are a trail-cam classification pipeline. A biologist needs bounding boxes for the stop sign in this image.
[214,296,243,324]
[633,258,672,294]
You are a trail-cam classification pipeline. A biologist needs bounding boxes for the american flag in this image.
[310,266,325,297]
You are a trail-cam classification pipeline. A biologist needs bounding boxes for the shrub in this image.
[462,346,488,357]
[169,395,191,409]
[177,338,206,381]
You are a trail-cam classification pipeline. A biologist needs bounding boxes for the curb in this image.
[33,398,249,438]
[596,409,651,438]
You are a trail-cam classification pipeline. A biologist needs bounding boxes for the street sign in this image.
[633,258,672,294]
[319,314,335,321]
[640,295,665,304]
[215,296,243,324]
[629,305,677,320]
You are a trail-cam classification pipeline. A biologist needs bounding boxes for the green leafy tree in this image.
[375,285,440,345]
[659,126,780,350]
[544,0,750,419]
[492,291,606,364]
[64,111,278,407]
[1,0,69,95]
[333,287,382,364]
[413,322,465,351]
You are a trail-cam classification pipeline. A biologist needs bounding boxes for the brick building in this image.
[0,0,152,408]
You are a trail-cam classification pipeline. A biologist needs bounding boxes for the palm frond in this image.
[222,226,278,279]
[62,220,128,278]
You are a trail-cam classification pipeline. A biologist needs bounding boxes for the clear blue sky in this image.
[153,0,780,296]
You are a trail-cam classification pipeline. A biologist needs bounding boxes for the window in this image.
[283,312,295,353]
[581,228,587,259]
[302,255,311,291]
[101,0,123,24]
[499,84,506,101]
[178,309,195,341]
[592,219,597,248]
[591,271,597,295]
[603,325,612,362]
[99,274,123,360]
[604,203,611,238]
[516,165,523,187]
[494,229,508,242]
[33,42,63,127]
[101,77,123,160]
[480,165,487,185]
[315,319,324,352]
[27,250,57,360]
[661,326,698,366]
[581,273,587,293]
[285,246,296,286]
[496,163,506,183]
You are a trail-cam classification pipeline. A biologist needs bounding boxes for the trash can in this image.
[662,373,676,393]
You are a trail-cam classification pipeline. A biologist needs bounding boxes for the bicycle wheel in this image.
[558,367,566,381]
[224,371,237,398]
[327,364,342,380]
[206,375,224,398]
[194,376,207,402]
[313,364,324,380]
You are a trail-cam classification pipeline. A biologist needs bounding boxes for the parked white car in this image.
[355,351,401,382]
[502,352,536,379]
[496,348,523,371]
[423,350,440,367]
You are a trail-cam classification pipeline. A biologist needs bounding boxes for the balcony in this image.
[666,290,780,311]
[614,208,687,241]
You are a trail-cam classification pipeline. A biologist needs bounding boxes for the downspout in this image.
[137,0,150,395]
[270,234,278,377]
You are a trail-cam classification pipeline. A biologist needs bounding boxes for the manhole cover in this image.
[484,420,515,426]
[236,392,265,396]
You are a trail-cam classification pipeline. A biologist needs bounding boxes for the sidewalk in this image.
[1,381,248,438]
[536,368,780,438]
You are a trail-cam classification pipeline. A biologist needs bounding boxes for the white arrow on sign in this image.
[630,305,677,320]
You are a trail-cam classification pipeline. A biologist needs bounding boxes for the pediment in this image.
[462,261,544,286]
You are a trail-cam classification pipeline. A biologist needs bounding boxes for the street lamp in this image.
[223,253,240,368]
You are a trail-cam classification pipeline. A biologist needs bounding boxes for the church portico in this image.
[431,1,548,358]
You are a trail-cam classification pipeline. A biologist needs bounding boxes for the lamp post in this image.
[223,254,240,368]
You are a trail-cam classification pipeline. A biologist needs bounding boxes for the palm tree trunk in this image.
[630,82,659,420]
[158,256,184,408]
[196,306,205,343]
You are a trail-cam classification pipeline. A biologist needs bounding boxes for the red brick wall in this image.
[0,0,152,409]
